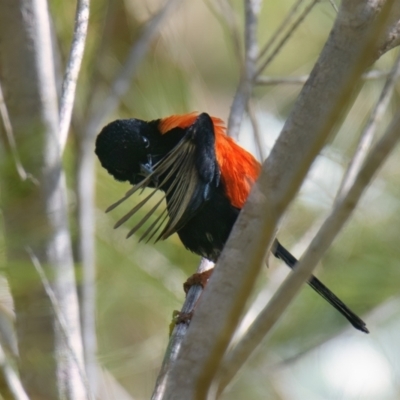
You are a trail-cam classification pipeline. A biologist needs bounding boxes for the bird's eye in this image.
[142,136,150,148]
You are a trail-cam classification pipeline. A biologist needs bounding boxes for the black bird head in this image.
[95,119,156,184]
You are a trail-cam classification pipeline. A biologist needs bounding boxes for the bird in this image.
[95,112,368,333]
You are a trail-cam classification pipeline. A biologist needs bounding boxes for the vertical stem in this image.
[0,0,87,398]
[76,136,98,396]
[227,0,260,138]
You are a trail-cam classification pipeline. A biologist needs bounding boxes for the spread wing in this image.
[106,134,208,243]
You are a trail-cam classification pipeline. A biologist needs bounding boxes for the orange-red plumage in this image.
[214,130,261,208]
[159,113,261,208]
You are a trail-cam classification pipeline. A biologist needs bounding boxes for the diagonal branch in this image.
[336,48,400,201]
[151,259,214,400]
[59,0,90,153]
[0,0,87,398]
[217,109,400,394]
[257,0,306,63]
[26,247,93,400]
[255,0,319,78]
[0,83,32,182]
[162,1,396,398]
[0,343,29,400]
[256,69,391,85]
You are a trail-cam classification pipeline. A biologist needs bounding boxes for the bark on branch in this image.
[0,0,87,398]
[162,1,400,398]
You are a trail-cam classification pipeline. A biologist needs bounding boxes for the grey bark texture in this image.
[0,0,87,399]
[161,1,400,399]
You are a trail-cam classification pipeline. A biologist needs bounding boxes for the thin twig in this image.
[255,0,320,78]
[0,82,34,183]
[256,74,310,85]
[0,0,87,396]
[151,258,214,400]
[336,51,400,202]
[59,0,90,153]
[256,69,391,85]
[227,0,261,139]
[257,0,306,62]
[26,247,93,400]
[0,344,29,400]
[217,110,400,394]
[247,101,265,161]
[328,0,338,13]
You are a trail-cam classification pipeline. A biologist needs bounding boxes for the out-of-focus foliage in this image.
[37,0,400,398]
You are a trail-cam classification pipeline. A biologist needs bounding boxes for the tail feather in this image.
[274,240,368,334]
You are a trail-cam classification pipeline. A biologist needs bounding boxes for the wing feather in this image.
[106,134,202,242]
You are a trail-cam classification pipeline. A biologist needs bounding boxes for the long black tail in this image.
[274,240,368,333]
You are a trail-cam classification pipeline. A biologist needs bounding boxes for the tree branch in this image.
[0,83,31,182]
[256,69,392,85]
[217,109,400,394]
[336,45,400,201]
[255,0,319,78]
[152,259,214,400]
[162,1,396,398]
[227,0,260,138]
[0,343,29,400]
[26,247,93,399]
[59,0,90,153]
[257,0,306,63]
[0,0,86,398]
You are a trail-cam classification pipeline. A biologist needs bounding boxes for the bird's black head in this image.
[95,119,156,184]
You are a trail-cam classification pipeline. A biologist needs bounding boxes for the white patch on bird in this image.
[206,232,213,242]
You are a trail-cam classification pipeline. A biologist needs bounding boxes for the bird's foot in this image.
[183,268,214,293]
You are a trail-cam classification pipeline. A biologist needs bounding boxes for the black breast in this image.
[176,184,239,262]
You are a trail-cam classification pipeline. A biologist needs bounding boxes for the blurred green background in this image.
[31,0,400,398]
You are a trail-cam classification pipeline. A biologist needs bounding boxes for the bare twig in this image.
[257,0,305,62]
[152,258,214,400]
[256,69,391,85]
[336,50,400,202]
[0,344,29,400]
[255,0,320,78]
[328,0,338,13]
[59,0,90,153]
[227,0,261,139]
[217,109,400,394]
[26,247,93,400]
[247,101,265,161]
[76,147,98,397]
[0,0,87,397]
[0,83,32,182]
